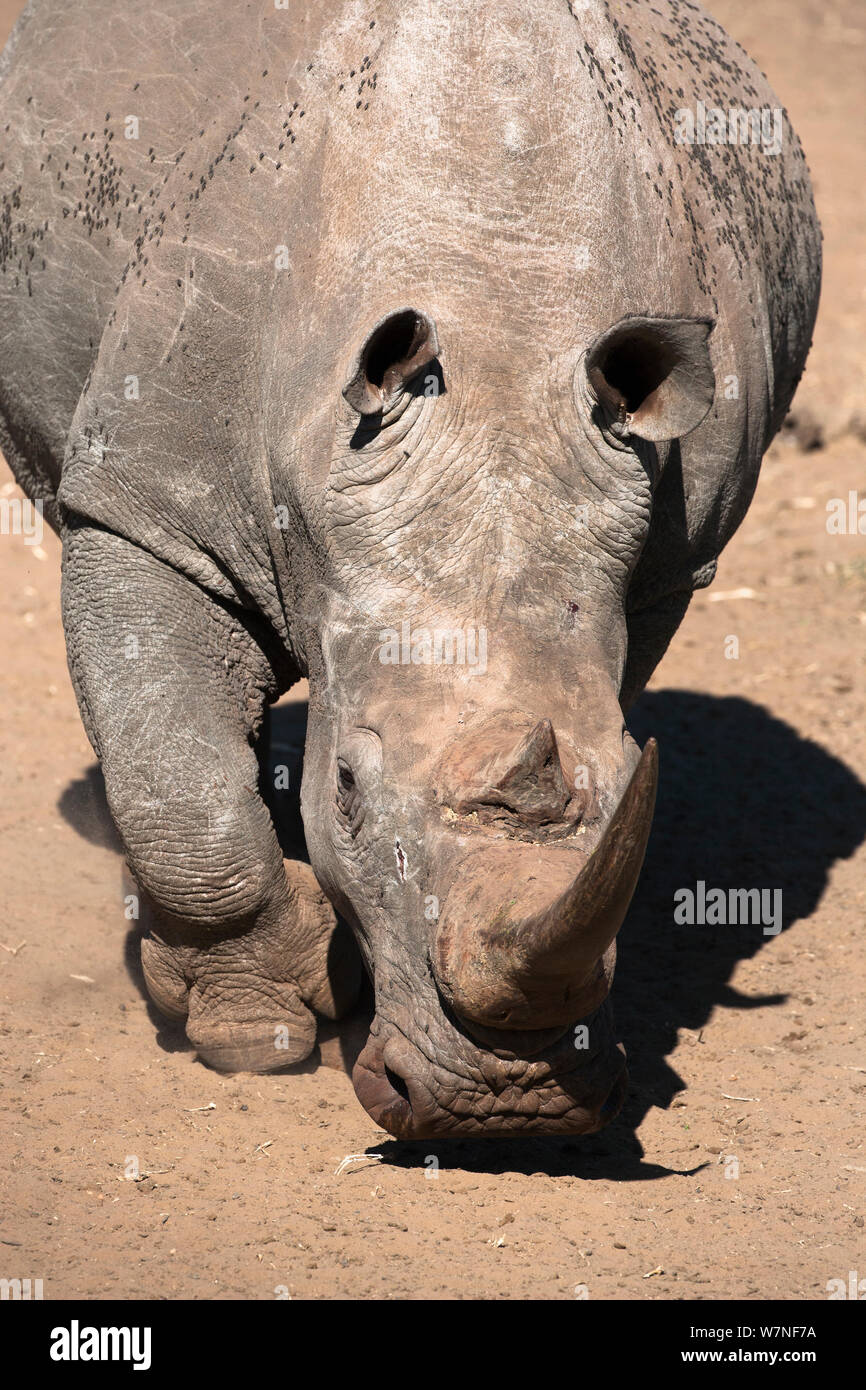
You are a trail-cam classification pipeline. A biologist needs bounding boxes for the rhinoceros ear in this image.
[342,308,439,415]
[584,315,715,442]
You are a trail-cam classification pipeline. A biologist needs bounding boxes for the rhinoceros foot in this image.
[140,859,362,1072]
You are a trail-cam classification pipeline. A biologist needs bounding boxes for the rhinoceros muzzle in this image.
[352,997,629,1141]
[350,737,657,1139]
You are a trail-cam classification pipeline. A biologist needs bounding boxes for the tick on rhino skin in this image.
[0,0,819,1138]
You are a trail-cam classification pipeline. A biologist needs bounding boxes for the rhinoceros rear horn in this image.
[342,307,439,415]
[585,314,715,442]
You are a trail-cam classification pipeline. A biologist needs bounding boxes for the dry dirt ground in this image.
[1,1,864,1301]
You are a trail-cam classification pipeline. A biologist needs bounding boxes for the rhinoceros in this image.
[0,0,819,1137]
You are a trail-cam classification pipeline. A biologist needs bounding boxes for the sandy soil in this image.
[1,1,864,1300]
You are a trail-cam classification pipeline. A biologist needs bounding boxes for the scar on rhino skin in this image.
[394,838,407,881]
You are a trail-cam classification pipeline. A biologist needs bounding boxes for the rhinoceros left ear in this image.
[584,315,715,442]
[342,308,439,415]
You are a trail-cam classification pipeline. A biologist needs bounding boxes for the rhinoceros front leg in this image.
[61,521,360,1071]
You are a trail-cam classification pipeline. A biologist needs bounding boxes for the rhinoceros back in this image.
[0,0,319,516]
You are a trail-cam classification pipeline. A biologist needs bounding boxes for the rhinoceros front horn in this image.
[433,738,658,1031]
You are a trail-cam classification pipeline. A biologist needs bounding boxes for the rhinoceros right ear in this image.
[342,308,439,415]
[584,315,715,442]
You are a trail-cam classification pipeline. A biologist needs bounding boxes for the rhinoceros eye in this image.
[336,759,364,834]
[334,730,383,837]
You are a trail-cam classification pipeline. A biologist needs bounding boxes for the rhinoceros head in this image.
[295,303,714,1138]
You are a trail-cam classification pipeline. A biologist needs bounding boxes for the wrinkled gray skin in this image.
[0,0,819,1137]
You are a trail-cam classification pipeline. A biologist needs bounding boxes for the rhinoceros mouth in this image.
[351,1006,628,1140]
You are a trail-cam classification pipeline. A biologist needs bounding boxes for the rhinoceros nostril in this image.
[352,1037,416,1137]
[384,1063,411,1104]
